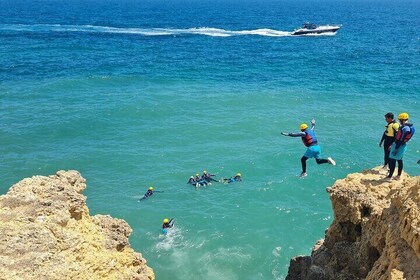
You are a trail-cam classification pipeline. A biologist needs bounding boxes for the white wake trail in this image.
[0,24,294,37]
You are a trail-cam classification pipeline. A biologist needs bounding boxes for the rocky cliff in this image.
[286,167,420,280]
[0,170,154,280]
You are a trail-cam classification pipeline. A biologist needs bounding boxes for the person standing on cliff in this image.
[386,112,415,180]
[379,112,399,168]
[281,118,336,178]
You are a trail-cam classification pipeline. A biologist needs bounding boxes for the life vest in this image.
[301,130,318,147]
[396,124,415,143]
[385,121,398,137]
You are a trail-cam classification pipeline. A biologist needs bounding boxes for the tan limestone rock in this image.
[286,166,420,280]
[0,170,154,280]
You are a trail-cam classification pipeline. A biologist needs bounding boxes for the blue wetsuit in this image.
[223,176,241,183]
[202,173,218,182]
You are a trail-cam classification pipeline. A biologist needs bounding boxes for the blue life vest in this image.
[301,130,318,147]
[396,124,415,143]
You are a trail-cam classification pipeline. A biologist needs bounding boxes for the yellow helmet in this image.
[300,123,308,130]
[236,173,241,177]
[163,218,169,223]
[203,170,207,174]
[148,186,154,191]
[398,112,409,120]
[196,173,199,176]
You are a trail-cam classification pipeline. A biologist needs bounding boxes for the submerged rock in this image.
[286,166,420,280]
[0,170,154,280]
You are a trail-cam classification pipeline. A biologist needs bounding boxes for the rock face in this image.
[0,170,154,280]
[286,167,420,280]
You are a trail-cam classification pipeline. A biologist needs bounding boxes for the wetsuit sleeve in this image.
[395,126,409,149]
[380,131,386,144]
[288,132,306,137]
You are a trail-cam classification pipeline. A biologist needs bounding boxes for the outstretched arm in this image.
[310,119,315,131]
[281,132,305,137]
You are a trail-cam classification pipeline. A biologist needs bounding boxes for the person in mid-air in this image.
[195,173,202,182]
[139,186,163,201]
[202,170,218,183]
[379,112,399,168]
[222,173,242,183]
[281,118,336,177]
[386,112,415,180]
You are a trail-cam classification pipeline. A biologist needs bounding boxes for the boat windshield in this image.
[302,23,317,29]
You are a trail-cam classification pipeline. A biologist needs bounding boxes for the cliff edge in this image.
[286,167,420,280]
[0,170,154,280]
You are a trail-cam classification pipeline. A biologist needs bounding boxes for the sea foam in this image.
[0,24,305,37]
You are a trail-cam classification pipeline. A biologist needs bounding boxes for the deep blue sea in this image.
[1,0,419,279]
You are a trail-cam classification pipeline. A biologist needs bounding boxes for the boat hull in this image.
[291,27,340,36]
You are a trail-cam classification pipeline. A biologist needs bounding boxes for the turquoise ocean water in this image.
[1,0,419,279]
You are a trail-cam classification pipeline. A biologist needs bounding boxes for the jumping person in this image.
[379,112,399,168]
[386,112,415,180]
[281,119,336,177]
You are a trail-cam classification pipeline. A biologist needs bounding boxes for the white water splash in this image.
[0,24,310,37]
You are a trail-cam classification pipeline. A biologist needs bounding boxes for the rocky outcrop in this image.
[286,167,420,280]
[0,170,154,280]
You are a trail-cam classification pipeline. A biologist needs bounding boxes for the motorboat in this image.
[291,22,341,36]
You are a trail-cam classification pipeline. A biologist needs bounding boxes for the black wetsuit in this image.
[187,178,196,185]
[140,190,153,201]
[223,176,241,183]
[202,173,217,182]
[380,120,398,166]
[195,176,208,186]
